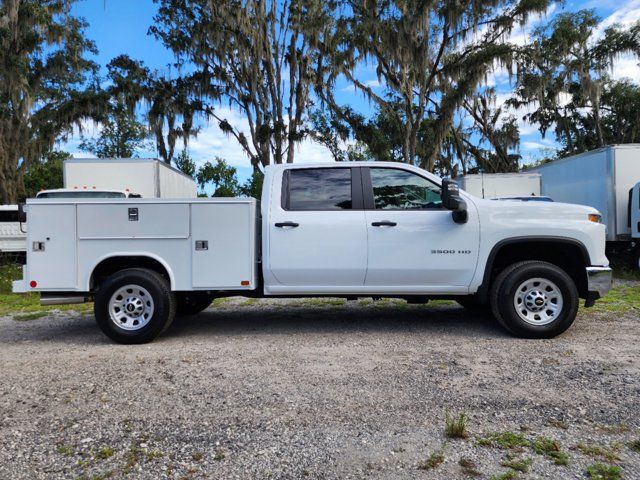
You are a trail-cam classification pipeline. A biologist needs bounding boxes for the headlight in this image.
[588,213,602,223]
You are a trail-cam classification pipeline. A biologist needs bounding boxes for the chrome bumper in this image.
[586,266,613,298]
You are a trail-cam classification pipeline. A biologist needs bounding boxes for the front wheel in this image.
[94,268,176,344]
[490,261,579,338]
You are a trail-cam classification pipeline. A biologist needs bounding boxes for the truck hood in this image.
[473,198,601,221]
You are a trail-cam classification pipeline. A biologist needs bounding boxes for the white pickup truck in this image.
[13,162,612,343]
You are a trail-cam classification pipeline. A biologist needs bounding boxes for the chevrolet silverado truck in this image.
[12,162,612,344]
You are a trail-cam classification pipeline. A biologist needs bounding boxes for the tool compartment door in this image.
[191,202,255,289]
[28,204,77,289]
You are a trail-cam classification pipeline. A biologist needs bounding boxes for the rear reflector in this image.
[241,280,250,286]
[29,280,37,288]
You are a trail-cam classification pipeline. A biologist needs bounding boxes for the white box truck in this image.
[64,158,197,198]
[13,162,611,344]
[455,173,541,199]
[532,145,640,268]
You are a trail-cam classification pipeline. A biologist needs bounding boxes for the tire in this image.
[490,261,579,339]
[94,268,176,344]
[175,292,214,316]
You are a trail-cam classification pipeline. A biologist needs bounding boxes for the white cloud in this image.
[340,78,383,92]
[611,54,640,81]
[597,0,640,35]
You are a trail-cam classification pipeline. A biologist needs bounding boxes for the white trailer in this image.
[532,145,640,266]
[64,158,197,198]
[455,173,541,199]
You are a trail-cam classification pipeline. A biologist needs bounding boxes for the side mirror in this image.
[441,179,468,224]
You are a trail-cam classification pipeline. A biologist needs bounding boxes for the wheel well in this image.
[481,240,589,299]
[90,256,171,291]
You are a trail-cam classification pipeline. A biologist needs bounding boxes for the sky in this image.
[64,0,640,182]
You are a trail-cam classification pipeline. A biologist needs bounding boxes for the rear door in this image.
[363,167,479,290]
[267,167,367,289]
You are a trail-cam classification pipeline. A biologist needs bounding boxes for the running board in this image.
[40,294,88,306]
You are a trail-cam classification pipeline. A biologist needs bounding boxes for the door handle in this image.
[275,221,299,228]
[371,221,397,227]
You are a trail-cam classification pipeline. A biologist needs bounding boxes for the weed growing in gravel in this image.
[12,311,47,321]
[501,455,532,472]
[531,436,569,465]
[547,417,569,430]
[445,412,468,439]
[586,462,623,480]
[578,442,621,462]
[628,439,640,452]
[477,431,529,449]
[96,446,114,460]
[192,451,204,462]
[92,471,114,480]
[489,470,519,480]
[417,450,444,470]
[214,450,225,461]
[56,444,74,456]
[458,457,481,476]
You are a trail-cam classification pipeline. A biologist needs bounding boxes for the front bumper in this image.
[584,266,613,307]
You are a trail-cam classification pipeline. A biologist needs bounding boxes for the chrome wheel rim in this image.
[109,284,154,331]
[513,277,563,326]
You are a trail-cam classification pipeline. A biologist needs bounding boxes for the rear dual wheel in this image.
[490,261,579,338]
[94,268,176,344]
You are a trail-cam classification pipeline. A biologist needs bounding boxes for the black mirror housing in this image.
[441,179,468,224]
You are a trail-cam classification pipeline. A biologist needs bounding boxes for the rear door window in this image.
[284,168,353,210]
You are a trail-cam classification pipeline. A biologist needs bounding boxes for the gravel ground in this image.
[0,295,638,480]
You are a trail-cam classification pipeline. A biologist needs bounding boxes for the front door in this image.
[267,167,367,291]
[363,167,479,291]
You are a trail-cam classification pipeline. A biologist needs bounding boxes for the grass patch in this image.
[192,451,204,462]
[586,463,623,480]
[578,442,621,462]
[95,446,114,460]
[531,436,569,465]
[297,298,345,307]
[417,450,444,471]
[213,450,225,461]
[590,282,640,315]
[458,457,481,476]
[489,470,519,480]
[477,431,529,449]
[501,455,532,473]
[628,439,640,452]
[445,412,468,439]
[56,444,74,456]
[13,311,48,321]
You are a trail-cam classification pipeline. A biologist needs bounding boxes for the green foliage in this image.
[0,0,102,203]
[628,439,640,452]
[417,450,444,470]
[531,436,569,465]
[578,442,621,462]
[174,149,196,178]
[586,463,623,480]
[79,98,150,158]
[501,455,533,473]
[489,471,519,480]
[239,171,264,199]
[445,412,469,439]
[512,10,640,157]
[196,158,240,197]
[22,151,70,198]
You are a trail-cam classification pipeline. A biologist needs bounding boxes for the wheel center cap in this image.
[535,298,544,306]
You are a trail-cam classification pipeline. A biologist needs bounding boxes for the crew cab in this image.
[12,162,612,343]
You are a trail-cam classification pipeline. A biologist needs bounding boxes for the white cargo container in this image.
[532,145,640,242]
[64,158,197,198]
[455,173,541,199]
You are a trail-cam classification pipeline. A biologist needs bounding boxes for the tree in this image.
[174,149,196,178]
[196,158,240,197]
[0,0,103,203]
[510,11,640,156]
[105,55,201,164]
[313,0,551,171]
[79,98,150,158]
[151,0,330,171]
[22,151,71,198]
